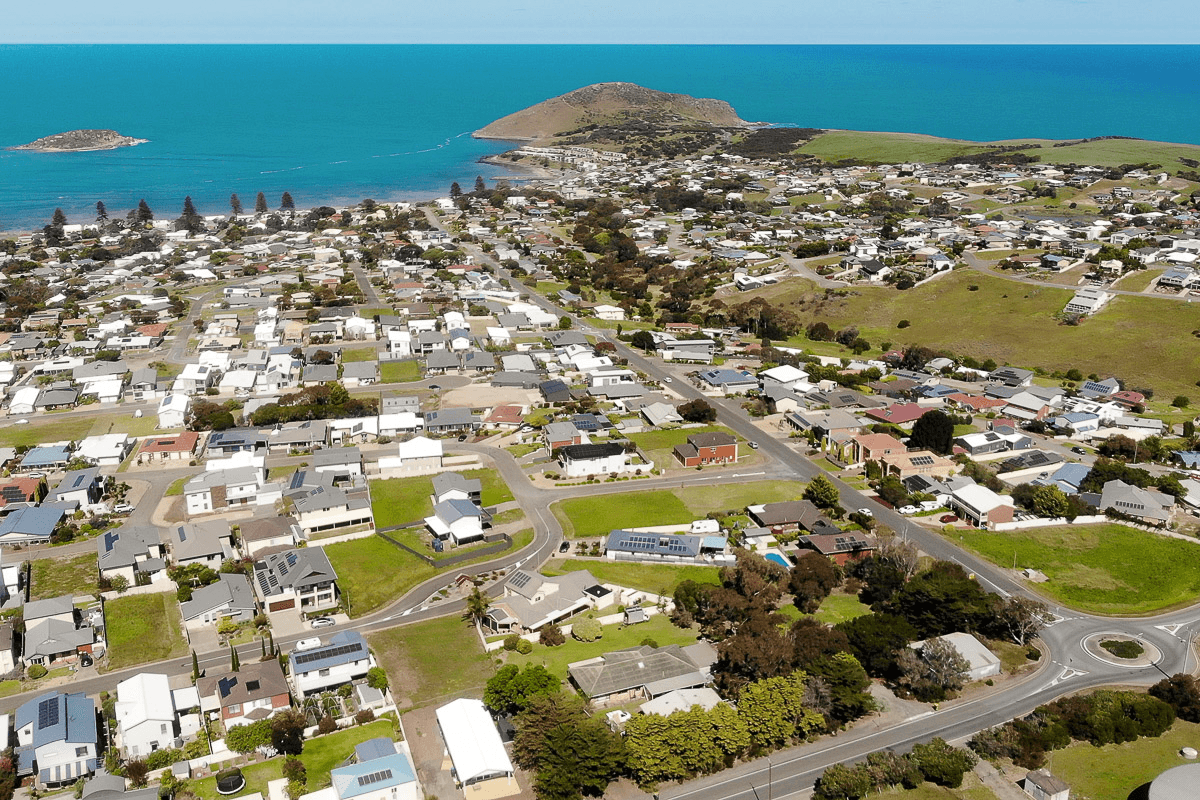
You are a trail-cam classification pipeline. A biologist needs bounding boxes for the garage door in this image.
[269,599,295,612]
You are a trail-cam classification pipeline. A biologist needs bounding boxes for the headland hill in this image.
[11,129,148,152]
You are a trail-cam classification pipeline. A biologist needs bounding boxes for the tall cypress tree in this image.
[280,192,295,211]
[255,192,268,214]
[230,193,243,215]
[230,645,240,672]
[136,199,154,224]
[95,201,108,222]
[191,650,200,683]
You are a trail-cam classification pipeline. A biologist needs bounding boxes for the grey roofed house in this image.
[425,349,460,371]
[547,330,589,348]
[71,361,127,382]
[1099,479,1174,524]
[463,350,496,371]
[239,516,297,548]
[809,389,886,409]
[288,630,369,675]
[253,548,338,599]
[302,364,339,383]
[432,472,481,502]
[500,353,538,372]
[166,520,232,564]
[588,383,647,400]
[544,421,583,445]
[268,420,329,450]
[989,366,1035,386]
[23,596,93,662]
[748,499,832,530]
[96,526,162,574]
[35,389,78,409]
[0,506,65,543]
[539,379,572,403]
[14,691,99,781]
[496,312,528,328]
[81,771,160,800]
[488,568,610,631]
[998,450,1063,473]
[179,573,257,623]
[567,644,715,702]
[206,430,267,454]
[491,371,543,388]
[424,407,479,432]
[47,468,103,505]
[341,361,377,382]
[381,395,420,414]
[641,402,683,427]
[312,447,361,471]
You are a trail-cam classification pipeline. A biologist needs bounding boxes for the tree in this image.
[475,175,487,193]
[814,762,873,800]
[281,192,295,211]
[989,596,1047,646]
[230,194,243,215]
[715,611,794,697]
[808,652,874,725]
[271,709,307,755]
[95,201,108,223]
[891,561,990,638]
[897,637,970,702]
[624,704,749,785]
[514,694,625,800]
[910,738,976,788]
[803,474,840,511]
[1173,395,1190,408]
[183,196,198,219]
[465,586,491,626]
[484,664,562,715]
[558,315,572,330]
[255,192,268,214]
[789,553,842,613]
[1029,484,1069,518]
[225,719,272,753]
[738,671,824,749]
[629,330,656,352]
[539,622,565,647]
[1150,674,1200,722]
[450,182,462,198]
[836,613,918,677]
[125,759,150,788]
[136,199,154,224]
[677,398,717,424]
[909,409,955,455]
[366,666,389,690]
[51,207,67,227]
[191,650,200,683]
[230,645,240,672]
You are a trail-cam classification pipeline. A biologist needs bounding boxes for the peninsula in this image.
[11,129,148,152]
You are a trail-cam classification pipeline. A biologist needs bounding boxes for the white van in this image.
[294,638,322,652]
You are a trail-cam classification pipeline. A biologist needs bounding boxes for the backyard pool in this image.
[765,552,792,568]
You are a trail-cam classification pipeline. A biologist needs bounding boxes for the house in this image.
[673,431,738,466]
[174,363,218,395]
[312,447,364,482]
[288,631,373,698]
[544,421,585,451]
[423,408,480,434]
[604,530,731,565]
[485,569,612,633]
[267,421,329,454]
[989,366,1035,387]
[567,643,717,707]
[156,394,191,429]
[19,445,72,473]
[658,338,716,364]
[96,527,166,585]
[386,436,443,470]
[1023,769,1070,800]
[137,432,200,463]
[180,573,258,627]
[46,468,104,508]
[851,433,907,464]
[308,738,419,800]
[183,467,263,516]
[286,471,374,538]
[253,548,340,615]
[22,595,98,666]
[954,429,1031,455]
[1050,412,1100,435]
[167,521,233,567]
[1099,479,1173,525]
[435,699,515,788]
[206,430,267,456]
[784,409,866,442]
[0,507,65,544]
[945,481,1015,528]
[1063,287,1111,316]
[558,442,634,478]
[114,673,176,758]
[425,499,487,545]
[198,659,291,730]
[864,403,932,428]
[697,368,758,395]
[431,473,481,504]
[908,632,1001,681]
[0,475,44,507]
[592,304,625,321]
[759,364,810,391]
[747,500,840,535]
[239,517,300,557]
[880,450,956,479]
[74,435,133,468]
[796,532,876,566]
[14,692,99,786]
[0,623,16,674]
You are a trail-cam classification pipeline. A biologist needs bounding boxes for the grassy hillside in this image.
[736,270,1200,399]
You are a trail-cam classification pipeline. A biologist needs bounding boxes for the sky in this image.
[4,0,1199,44]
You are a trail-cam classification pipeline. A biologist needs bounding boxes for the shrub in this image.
[515,639,533,655]
[125,759,150,788]
[354,709,376,725]
[366,666,389,690]
[27,664,47,679]
[317,715,338,734]
[1100,639,1144,659]
[897,319,911,328]
[281,757,306,785]
[503,634,522,651]
[639,637,659,648]
[572,617,602,642]
[539,623,565,647]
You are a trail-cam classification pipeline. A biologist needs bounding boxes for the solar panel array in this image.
[508,571,533,589]
[293,642,365,667]
[356,769,394,788]
[910,455,935,466]
[615,534,690,553]
[38,697,59,729]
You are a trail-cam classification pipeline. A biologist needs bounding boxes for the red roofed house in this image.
[945,393,1008,413]
[1111,390,1146,410]
[864,403,933,428]
[0,477,47,507]
[136,323,170,339]
[138,432,201,463]
[484,404,526,430]
[851,433,907,463]
[880,450,956,479]
[673,432,739,466]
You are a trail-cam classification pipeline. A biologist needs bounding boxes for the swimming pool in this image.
[764,552,791,568]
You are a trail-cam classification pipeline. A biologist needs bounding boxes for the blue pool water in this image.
[764,552,791,568]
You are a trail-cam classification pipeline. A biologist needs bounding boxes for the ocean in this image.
[3,44,1199,232]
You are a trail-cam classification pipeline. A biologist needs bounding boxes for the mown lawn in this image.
[951,523,1200,615]
[554,480,801,538]
[324,536,435,617]
[505,614,699,680]
[544,558,720,595]
[189,720,397,800]
[31,554,98,600]
[91,415,167,438]
[758,269,1200,400]
[627,425,742,467]
[379,360,422,383]
[369,616,494,709]
[340,346,379,363]
[0,418,95,448]
[1050,720,1200,800]
[369,476,434,528]
[461,468,515,506]
[104,593,189,670]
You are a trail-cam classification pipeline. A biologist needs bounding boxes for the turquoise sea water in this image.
[2,45,1199,231]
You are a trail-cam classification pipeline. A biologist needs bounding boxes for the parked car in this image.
[898,505,919,515]
[309,617,336,630]
[457,433,469,441]
[747,441,759,450]
[940,514,959,523]
[112,503,134,514]
[663,376,672,383]
[1071,446,1086,455]
[856,507,874,517]
[559,541,570,553]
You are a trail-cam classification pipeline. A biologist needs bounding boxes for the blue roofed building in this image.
[14,692,99,787]
[305,737,418,800]
[0,506,64,544]
[1030,462,1092,495]
[1172,451,1200,470]
[697,368,758,396]
[289,631,375,698]
[19,446,72,472]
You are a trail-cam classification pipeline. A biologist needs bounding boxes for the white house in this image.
[425,499,486,545]
[9,386,41,417]
[74,434,133,467]
[435,699,515,788]
[288,631,374,698]
[379,436,443,472]
[592,304,626,321]
[558,442,635,478]
[157,394,191,429]
[115,673,176,758]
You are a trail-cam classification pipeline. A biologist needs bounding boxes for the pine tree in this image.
[95,201,108,222]
[255,192,268,214]
[230,193,243,215]
[281,192,295,211]
[136,199,154,224]
[449,182,462,198]
[474,175,486,193]
[191,650,200,684]
[230,645,240,672]
[51,208,67,227]
[182,196,197,218]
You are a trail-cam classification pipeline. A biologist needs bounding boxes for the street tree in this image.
[891,561,990,638]
[629,330,655,352]
[910,738,976,788]
[990,595,1047,646]
[738,671,824,750]
[1150,674,1200,722]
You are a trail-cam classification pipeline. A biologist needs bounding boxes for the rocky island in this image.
[11,129,148,152]
[474,82,757,157]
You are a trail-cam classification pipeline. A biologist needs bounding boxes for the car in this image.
[112,503,135,514]
[427,383,441,390]
[940,514,960,523]
[457,433,469,441]
[25,472,43,479]
[856,507,874,517]
[747,441,759,450]
[13,419,28,425]
[898,505,919,515]
[79,652,93,668]
[663,376,672,383]
[559,541,570,553]
[309,617,336,630]
[1071,446,1086,455]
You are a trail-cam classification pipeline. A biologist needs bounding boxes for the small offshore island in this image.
[11,128,148,152]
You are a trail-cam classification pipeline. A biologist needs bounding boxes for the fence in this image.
[375,529,513,567]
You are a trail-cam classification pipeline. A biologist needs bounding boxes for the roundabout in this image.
[1081,632,1163,668]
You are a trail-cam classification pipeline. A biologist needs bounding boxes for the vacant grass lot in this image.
[31,554,98,600]
[325,536,435,617]
[379,360,422,383]
[1050,720,1200,800]
[369,476,434,528]
[340,346,378,363]
[0,418,94,448]
[553,480,802,539]
[951,524,1200,615]
[755,270,1200,400]
[506,614,699,679]
[104,593,189,670]
[1114,267,1166,292]
[369,616,493,709]
[545,558,721,595]
[189,720,396,800]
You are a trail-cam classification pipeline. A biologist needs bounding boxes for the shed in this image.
[434,698,514,787]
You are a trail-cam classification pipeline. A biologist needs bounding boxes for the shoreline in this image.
[10,138,149,154]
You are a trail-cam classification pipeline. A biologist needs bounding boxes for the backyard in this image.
[503,613,700,680]
[368,616,493,709]
[104,593,189,670]
[543,558,720,595]
[950,523,1200,615]
[189,720,397,800]
[31,553,98,600]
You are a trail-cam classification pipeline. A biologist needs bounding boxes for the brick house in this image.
[673,432,738,466]
[197,659,291,729]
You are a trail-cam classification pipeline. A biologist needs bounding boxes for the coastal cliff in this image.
[474,82,754,155]
[12,129,148,152]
